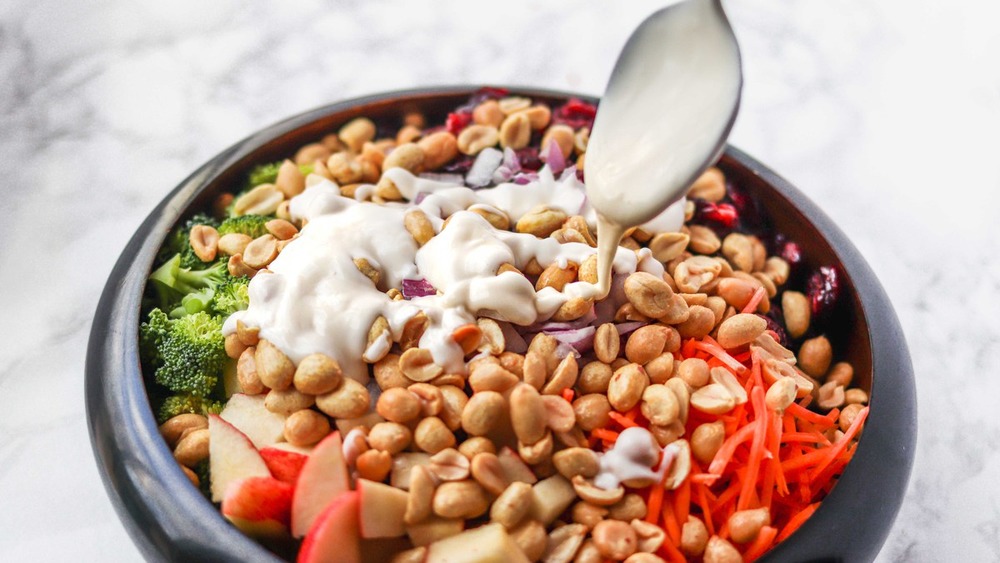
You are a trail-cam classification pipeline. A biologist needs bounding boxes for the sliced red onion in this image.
[559,165,578,182]
[593,298,617,325]
[531,309,597,333]
[615,321,647,336]
[492,147,522,183]
[418,172,464,184]
[540,141,566,176]
[498,321,528,354]
[413,191,429,204]
[466,148,503,188]
[549,326,595,357]
[512,172,539,185]
[401,278,436,299]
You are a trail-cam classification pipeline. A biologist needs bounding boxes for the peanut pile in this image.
[159,91,869,563]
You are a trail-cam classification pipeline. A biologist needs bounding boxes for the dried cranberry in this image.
[441,154,475,174]
[763,308,790,347]
[445,111,473,136]
[515,147,542,171]
[693,201,739,229]
[728,183,764,230]
[458,87,512,112]
[552,98,598,130]
[807,266,840,318]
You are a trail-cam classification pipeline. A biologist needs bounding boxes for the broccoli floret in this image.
[157,393,224,422]
[141,309,226,397]
[149,255,228,312]
[247,161,315,188]
[156,213,220,270]
[218,215,271,239]
[170,287,216,319]
[247,161,283,187]
[211,276,251,317]
[193,458,212,498]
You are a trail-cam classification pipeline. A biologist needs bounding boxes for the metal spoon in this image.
[585,0,743,230]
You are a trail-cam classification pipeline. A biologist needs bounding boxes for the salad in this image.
[142,88,869,563]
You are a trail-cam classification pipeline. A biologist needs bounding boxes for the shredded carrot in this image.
[786,402,835,427]
[561,388,574,403]
[775,502,820,542]
[809,407,868,480]
[646,479,665,525]
[743,525,779,561]
[659,538,688,563]
[738,387,768,511]
[608,411,639,428]
[674,478,691,526]
[742,286,767,313]
[709,420,758,475]
[574,334,866,560]
[693,337,748,374]
[591,428,619,442]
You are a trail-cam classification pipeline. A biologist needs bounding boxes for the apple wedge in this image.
[425,523,529,563]
[220,393,287,449]
[529,475,576,525]
[291,431,350,538]
[357,479,408,538]
[221,476,293,538]
[260,446,309,484]
[208,415,272,502]
[297,491,360,563]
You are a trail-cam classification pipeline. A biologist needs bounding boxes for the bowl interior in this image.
[89,86,911,563]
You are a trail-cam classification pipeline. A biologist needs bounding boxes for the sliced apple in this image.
[297,491,360,563]
[260,446,309,484]
[390,452,431,490]
[357,479,408,538]
[291,431,350,538]
[221,476,293,538]
[425,523,529,563]
[208,415,272,502]
[220,393,288,449]
[406,515,464,547]
[497,447,538,485]
[529,474,576,525]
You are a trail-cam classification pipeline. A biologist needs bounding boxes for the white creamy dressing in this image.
[224,166,681,380]
[585,0,742,295]
[594,427,678,490]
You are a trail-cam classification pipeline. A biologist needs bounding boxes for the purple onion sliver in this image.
[541,140,566,175]
[615,321,647,336]
[401,278,437,299]
[551,327,596,358]
[413,192,428,205]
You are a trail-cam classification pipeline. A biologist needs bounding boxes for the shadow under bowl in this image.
[86,86,916,563]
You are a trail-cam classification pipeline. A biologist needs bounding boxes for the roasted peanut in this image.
[428,448,471,482]
[510,383,547,445]
[159,414,207,448]
[473,99,504,128]
[716,313,767,349]
[688,167,726,202]
[457,124,500,155]
[458,436,496,460]
[782,290,811,338]
[462,391,505,436]
[727,507,770,544]
[592,519,638,560]
[703,536,742,563]
[840,403,865,432]
[490,481,533,528]
[798,335,833,377]
[765,376,797,412]
[283,409,330,446]
[608,494,647,522]
[418,131,459,170]
[623,272,674,319]
[414,416,455,454]
[255,339,295,390]
[315,378,370,419]
[553,447,600,480]
[641,384,680,427]
[607,363,650,412]
[625,325,669,365]
[516,206,568,238]
[817,380,846,410]
[368,422,412,454]
[433,481,490,519]
[845,388,869,405]
[542,354,579,395]
[469,362,519,393]
[573,393,612,431]
[236,346,264,395]
[573,475,625,506]
[510,520,548,562]
[499,112,531,149]
[174,428,210,468]
[438,385,468,431]
[826,361,855,387]
[578,361,613,394]
[293,353,342,395]
[377,387,422,423]
[470,452,511,496]
[542,394,576,433]
[399,347,443,382]
[357,449,392,482]
[265,388,315,415]
[680,516,709,556]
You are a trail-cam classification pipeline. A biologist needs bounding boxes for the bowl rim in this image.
[86,85,916,562]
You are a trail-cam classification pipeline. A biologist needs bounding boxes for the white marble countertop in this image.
[2,0,998,560]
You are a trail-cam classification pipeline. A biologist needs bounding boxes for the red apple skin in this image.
[260,447,308,484]
[297,491,360,563]
[291,432,350,538]
[222,476,294,530]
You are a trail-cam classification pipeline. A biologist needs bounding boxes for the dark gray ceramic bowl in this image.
[86,86,916,562]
